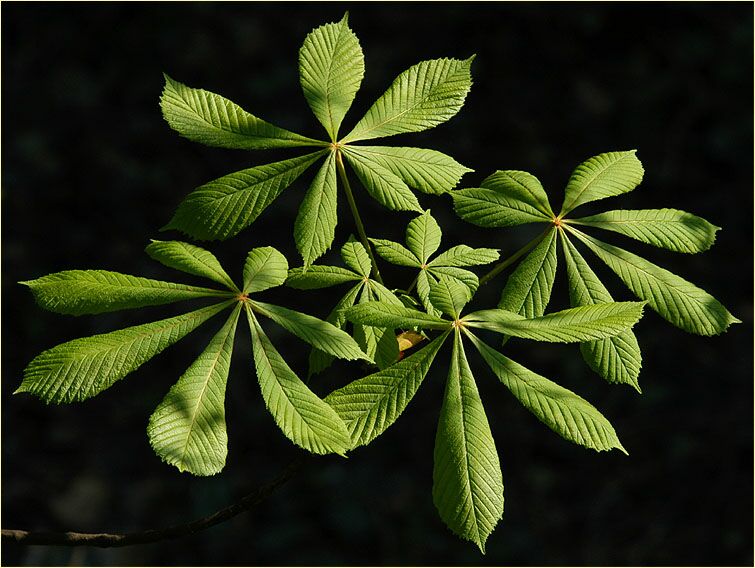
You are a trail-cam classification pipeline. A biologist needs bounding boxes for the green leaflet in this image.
[560,231,642,391]
[340,237,372,277]
[299,13,364,141]
[567,227,739,336]
[416,269,440,318]
[468,331,626,453]
[498,228,557,318]
[463,302,645,343]
[430,245,500,268]
[246,309,351,455]
[20,270,229,316]
[294,152,338,267]
[406,210,442,264]
[326,332,450,447]
[146,240,238,291]
[345,302,451,331]
[370,238,420,267]
[343,149,422,212]
[250,300,371,363]
[147,305,241,476]
[452,187,552,227]
[163,152,325,241]
[352,285,381,362]
[286,265,361,290]
[428,276,471,319]
[342,57,475,143]
[17,301,232,404]
[432,331,503,553]
[429,266,480,292]
[243,247,289,294]
[567,208,720,254]
[559,150,644,215]
[308,283,363,378]
[161,74,322,149]
[481,170,554,218]
[342,146,472,195]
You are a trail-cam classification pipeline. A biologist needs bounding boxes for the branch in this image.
[2,455,309,548]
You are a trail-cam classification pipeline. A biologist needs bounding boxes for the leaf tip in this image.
[340,11,349,24]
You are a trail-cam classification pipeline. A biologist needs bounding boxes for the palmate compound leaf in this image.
[163,151,326,241]
[567,208,720,254]
[560,230,642,391]
[466,331,626,453]
[19,270,231,316]
[17,301,234,404]
[463,302,645,343]
[146,240,239,291]
[559,150,644,216]
[565,226,740,336]
[432,330,504,553]
[497,227,558,317]
[341,57,475,143]
[299,12,364,141]
[326,331,450,447]
[147,304,242,476]
[294,152,338,267]
[246,308,352,455]
[160,74,323,150]
[250,301,371,363]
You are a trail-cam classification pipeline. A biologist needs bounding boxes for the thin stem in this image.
[335,149,384,284]
[2,455,308,548]
[406,272,420,294]
[478,228,552,287]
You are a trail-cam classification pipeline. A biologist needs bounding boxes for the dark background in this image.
[2,2,752,565]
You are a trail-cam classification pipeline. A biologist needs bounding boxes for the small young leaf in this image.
[560,231,642,390]
[406,210,442,265]
[299,12,364,141]
[429,245,500,268]
[433,331,503,553]
[452,187,552,228]
[247,309,351,455]
[568,227,739,336]
[161,74,322,149]
[147,305,241,476]
[559,150,644,215]
[294,152,338,267]
[481,170,554,218]
[345,302,451,331]
[243,247,288,293]
[498,228,557,318]
[342,57,475,143]
[464,302,645,343]
[309,283,364,378]
[20,270,229,316]
[251,301,371,362]
[370,238,421,267]
[326,332,450,447]
[468,331,626,453]
[146,240,238,291]
[343,149,423,212]
[340,237,372,277]
[286,265,361,290]
[17,301,232,404]
[343,146,472,194]
[567,208,720,254]
[428,276,472,319]
[164,152,325,241]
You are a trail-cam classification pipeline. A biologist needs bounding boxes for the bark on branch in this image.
[2,455,308,547]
